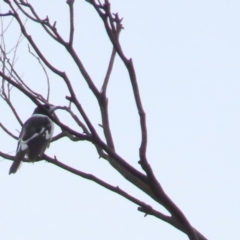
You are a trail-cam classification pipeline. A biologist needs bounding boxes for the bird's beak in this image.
[49,105,65,112]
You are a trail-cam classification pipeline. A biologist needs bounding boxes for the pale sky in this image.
[0,1,240,239]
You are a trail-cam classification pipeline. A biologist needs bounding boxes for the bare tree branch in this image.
[99,46,117,151]
[67,0,74,47]
[51,132,66,142]
[101,47,116,94]
[62,104,90,135]
[0,148,206,240]
[17,0,60,41]
[0,11,14,17]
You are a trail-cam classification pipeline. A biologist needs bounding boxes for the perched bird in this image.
[9,104,61,174]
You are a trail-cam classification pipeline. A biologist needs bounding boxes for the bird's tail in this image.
[9,151,26,174]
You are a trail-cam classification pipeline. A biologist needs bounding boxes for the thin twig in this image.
[0,8,15,37]
[0,11,14,17]
[4,97,23,125]
[27,45,50,101]
[101,47,116,94]
[5,58,46,101]
[0,122,18,139]
[63,105,90,135]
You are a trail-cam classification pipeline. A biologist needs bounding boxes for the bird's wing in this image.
[17,115,53,152]
[10,115,54,174]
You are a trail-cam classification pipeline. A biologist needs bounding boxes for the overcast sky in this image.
[0,1,240,239]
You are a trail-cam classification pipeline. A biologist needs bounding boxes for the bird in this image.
[9,104,61,174]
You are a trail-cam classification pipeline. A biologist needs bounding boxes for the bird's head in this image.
[33,104,64,116]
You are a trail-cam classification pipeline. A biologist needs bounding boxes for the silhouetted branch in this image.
[101,47,116,94]
[0,11,14,17]
[67,0,74,47]
[17,0,60,41]
[2,95,23,125]
[51,132,66,142]
[99,46,117,150]
[42,154,201,238]
[62,105,90,135]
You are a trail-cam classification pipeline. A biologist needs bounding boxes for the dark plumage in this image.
[9,104,60,174]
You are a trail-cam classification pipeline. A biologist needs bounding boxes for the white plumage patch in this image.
[45,130,51,140]
[49,121,54,139]
[20,143,28,151]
